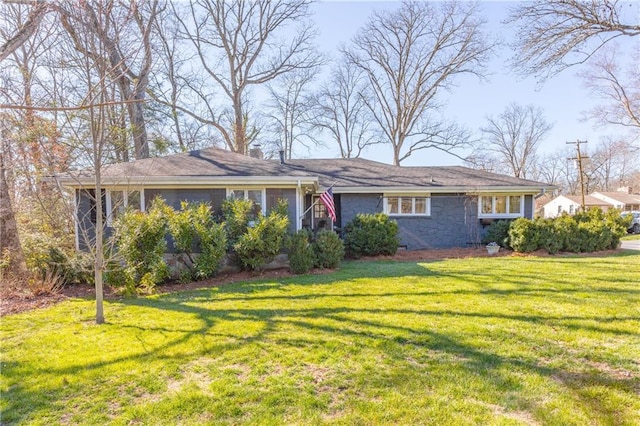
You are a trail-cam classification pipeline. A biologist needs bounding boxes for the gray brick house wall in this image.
[338,193,483,250]
[339,194,382,226]
[394,195,481,249]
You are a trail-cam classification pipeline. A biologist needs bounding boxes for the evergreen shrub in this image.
[287,230,316,274]
[313,230,344,269]
[344,213,399,259]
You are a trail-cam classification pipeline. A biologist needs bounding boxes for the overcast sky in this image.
[303,1,639,166]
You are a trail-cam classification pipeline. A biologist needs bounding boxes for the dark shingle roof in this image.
[63,147,551,191]
[286,157,548,189]
[97,147,309,178]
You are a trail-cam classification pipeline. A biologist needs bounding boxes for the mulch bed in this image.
[0,247,622,317]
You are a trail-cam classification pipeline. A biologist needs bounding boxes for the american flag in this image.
[320,187,337,222]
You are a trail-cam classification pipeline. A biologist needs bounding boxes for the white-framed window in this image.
[384,195,431,216]
[479,195,524,218]
[106,189,144,225]
[226,188,265,215]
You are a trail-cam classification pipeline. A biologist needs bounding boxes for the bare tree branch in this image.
[311,60,381,159]
[580,44,640,139]
[174,0,322,155]
[0,98,146,111]
[507,0,640,80]
[0,0,49,62]
[344,0,493,165]
[263,67,322,159]
[478,103,553,179]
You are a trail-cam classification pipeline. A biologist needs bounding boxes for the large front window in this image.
[227,188,265,215]
[479,195,523,218]
[384,195,430,216]
[107,189,144,225]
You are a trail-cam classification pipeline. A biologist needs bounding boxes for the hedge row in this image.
[41,201,401,292]
[108,198,289,294]
[485,209,630,254]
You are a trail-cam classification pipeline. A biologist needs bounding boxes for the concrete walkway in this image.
[620,239,640,251]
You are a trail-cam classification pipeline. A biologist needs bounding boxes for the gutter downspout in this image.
[297,179,302,231]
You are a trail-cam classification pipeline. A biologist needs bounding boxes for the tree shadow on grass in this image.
[3,254,639,424]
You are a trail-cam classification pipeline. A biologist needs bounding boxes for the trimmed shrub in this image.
[344,213,399,259]
[481,220,512,249]
[111,197,169,293]
[535,218,562,255]
[508,208,628,254]
[234,207,289,271]
[287,230,316,274]
[552,214,579,252]
[167,202,226,280]
[604,208,629,249]
[222,198,254,249]
[508,218,539,253]
[313,230,344,269]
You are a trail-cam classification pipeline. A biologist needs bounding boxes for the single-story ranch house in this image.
[57,147,553,250]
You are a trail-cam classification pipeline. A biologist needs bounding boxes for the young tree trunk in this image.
[0,136,27,276]
[94,173,105,324]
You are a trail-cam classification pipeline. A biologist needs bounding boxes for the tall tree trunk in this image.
[131,91,149,159]
[234,95,246,154]
[0,135,27,276]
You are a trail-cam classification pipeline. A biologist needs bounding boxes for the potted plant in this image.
[486,241,500,255]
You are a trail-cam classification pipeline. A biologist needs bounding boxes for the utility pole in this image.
[567,140,588,210]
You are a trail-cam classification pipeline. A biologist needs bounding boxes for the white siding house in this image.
[542,195,614,218]
[591,192,640,211]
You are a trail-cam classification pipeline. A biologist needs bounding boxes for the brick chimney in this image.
[249,146,264,159]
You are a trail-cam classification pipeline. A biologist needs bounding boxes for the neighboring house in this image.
[56,147,553,250]
[541,194,614,218]
[534,193,553,217]
[591,191,640,212]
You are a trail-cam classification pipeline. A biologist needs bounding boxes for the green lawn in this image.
[622,233,640,241]
[2,253,640,425]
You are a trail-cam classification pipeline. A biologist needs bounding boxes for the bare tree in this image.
[586,137,640,191]
[48,1,142,324]
[0,0,58,277]
[0,1,50,62]
[507,0,640,80]
[59,0,161,160]
[312,61,379,159]
[534,147,581,194]
[0,130,27,276]
[580,44,640,141]
[148,3,215,152]
[344,1,492,165]
[479,103,553,179]
[263,67,320,159]
[463,149,499,174]
[170,0,322,155]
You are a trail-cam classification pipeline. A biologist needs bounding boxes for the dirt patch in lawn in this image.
[0,247,623,317]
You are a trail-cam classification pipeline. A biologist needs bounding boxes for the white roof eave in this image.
[54,175,319,189]
[331,185,552,194]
